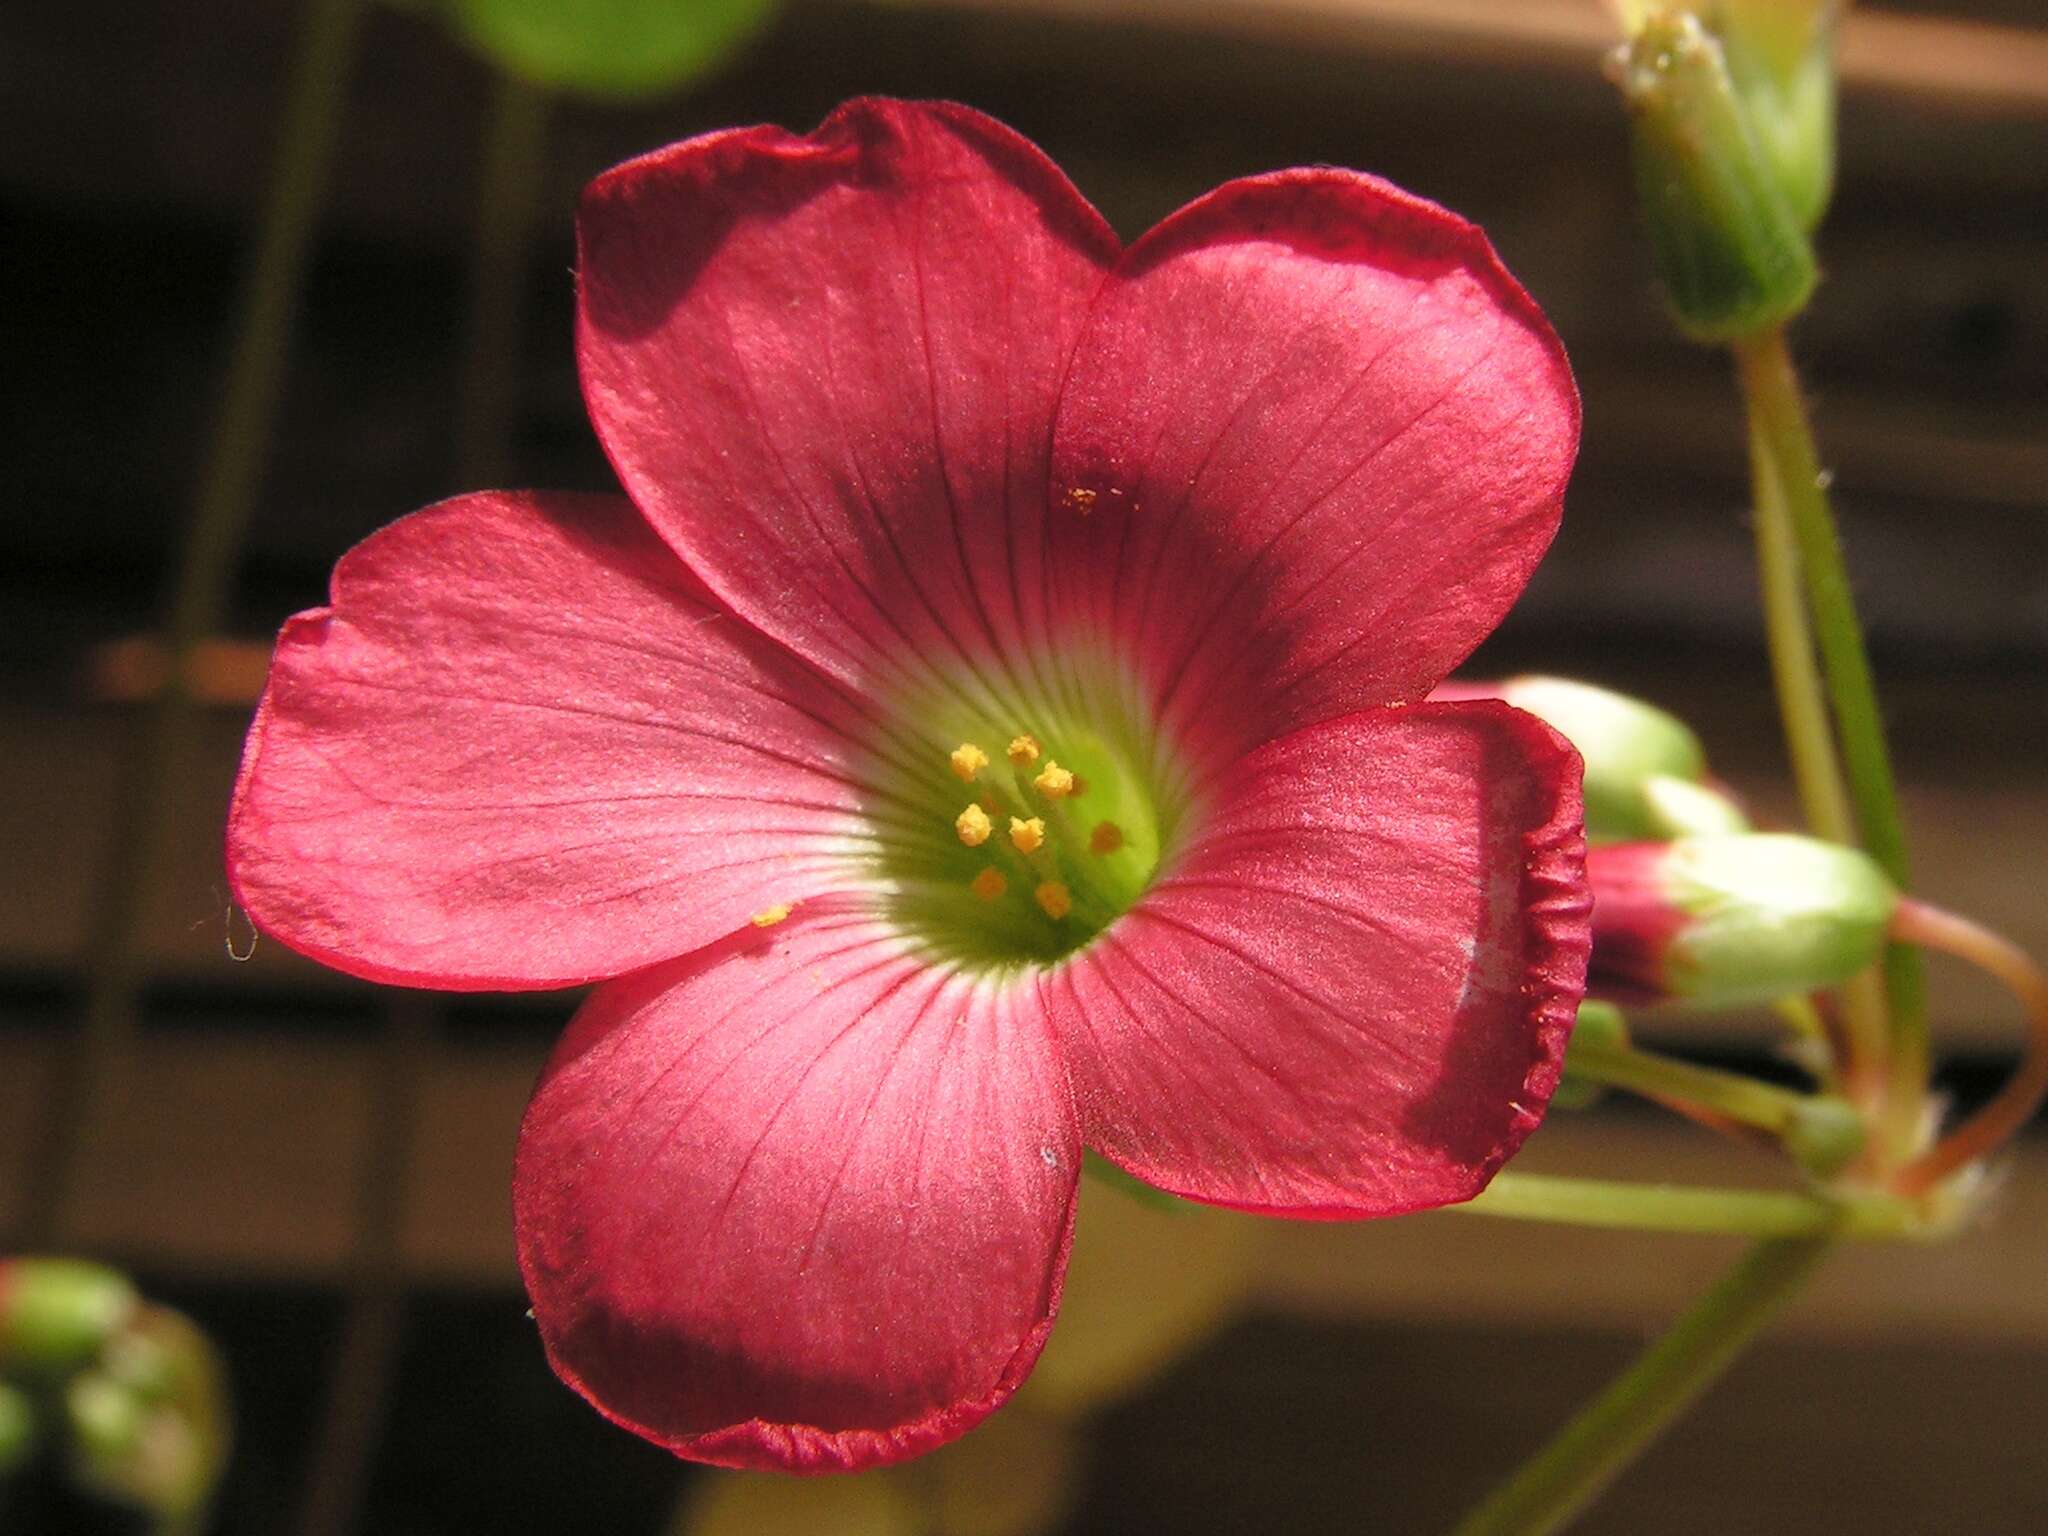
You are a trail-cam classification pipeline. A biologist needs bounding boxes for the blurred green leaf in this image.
[440,0,778,100]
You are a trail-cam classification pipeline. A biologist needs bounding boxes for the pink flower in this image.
[227,99,1589,1471]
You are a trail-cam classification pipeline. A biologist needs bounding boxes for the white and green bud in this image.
[1434,675,1746,844]
[1610,9,1819,340]
[1709,0,1841,231]
[1589,833,1898,1009]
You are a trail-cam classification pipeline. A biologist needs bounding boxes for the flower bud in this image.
[1641,772,1751,839]
[1710,0,1840,231]
[1434,675,1733,843]
[1553,1000,1631,1110]
[0,1258,138,1376]
[1589,833,1897,1008]
[1610,10,1818,340]
[0,1380,37,1476]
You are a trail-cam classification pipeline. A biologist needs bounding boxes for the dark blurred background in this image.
[3,0,2046,1531]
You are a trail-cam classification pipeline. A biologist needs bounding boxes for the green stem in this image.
[21,0,367,1244]
[1564,1039,1813,1137]
[1447,1236,1836,1536]
[1733,328,1930,1155]
[1737,342,1893,1115]
[1457,1174,1913,1240]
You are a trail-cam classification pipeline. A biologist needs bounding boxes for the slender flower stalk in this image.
[1457,1175,1915,1240]
[1733,327,1931,1151]
[1449,1236,1836,1536]
[1561,1034,1815,1140]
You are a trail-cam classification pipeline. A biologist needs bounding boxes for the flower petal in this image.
[1049,172,1579,762]
[576,97,1119,706]
[228,491,883,990]
[513,905,1080,1471]
[1048,702,1588,1215]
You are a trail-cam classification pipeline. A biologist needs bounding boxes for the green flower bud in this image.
[1554,1000,1632,1110]
[0,1380,38,1476]
[1611,10,1818,340]
[1710,0,1840,230]
[1435,675,1710,843]
[1642,772,1751,838]
[1784,1094,1865,1178]
[0,1258,138,1376]
[1590,833,1898,1008]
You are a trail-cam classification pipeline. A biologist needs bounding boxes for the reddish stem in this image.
[1889,899,2048,1197]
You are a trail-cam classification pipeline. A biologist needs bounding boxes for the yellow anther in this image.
[1089,821,1125,855]
[955,804,993,847]
[1006,734,1041,767]
[949,742,989,781]
[1009,816,1046,855]
[1033,760,1075,798]
[1035,881,1073,920]
[970,867,1007,903]
[750,903,793,928]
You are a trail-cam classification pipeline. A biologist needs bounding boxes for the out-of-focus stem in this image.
[1457,1174,1913,1240]
[1562,1038,1814,1138]
[1740,350,1889,1113]
[1447,1236,1835,1536]
[1733,327,1930,1155]
[22,0,367,1243]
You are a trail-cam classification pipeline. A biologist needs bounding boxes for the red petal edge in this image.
[226,491,874,991]
[1050,701,1590,1216]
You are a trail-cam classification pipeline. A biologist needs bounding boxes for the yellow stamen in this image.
[1033,760,1075,798]
[750,903,793,928]
[970,868,1007,903]
[1006,734,1041,767]
[1035,881,1073,920]
[1090,821,1125,855]
[955,804,993,847]
[1010,816,1046,855]
[949,742,990,781]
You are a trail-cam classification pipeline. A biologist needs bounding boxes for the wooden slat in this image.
[5,1026,2046,1344]
[912,0,2048,111]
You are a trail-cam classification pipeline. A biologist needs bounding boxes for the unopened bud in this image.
[1642,772,1750,839]
[1784,1094,1865,1178]
[1589,833,1896,1008]
[0,1258,138,1376]
[1434,675,1714,843]
[1553,1000,1632,1110]
[1610,10,1818,340]
[0,1380,37,1476]
[1710,0,1840,230]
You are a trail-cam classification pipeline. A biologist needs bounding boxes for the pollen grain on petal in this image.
[1089,821,1125,856]
[1035,881,1073,920]
[956,804,993,847]
[749,903,794,928]
[1006,734,1041,767]
[1062,486,1098,517]
[970,867,1008,903]
[1010,816,1046,855]
[1033,760,1075,798]
[949,742,990,781]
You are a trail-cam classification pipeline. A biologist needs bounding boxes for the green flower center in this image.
[859,658,1183,969]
